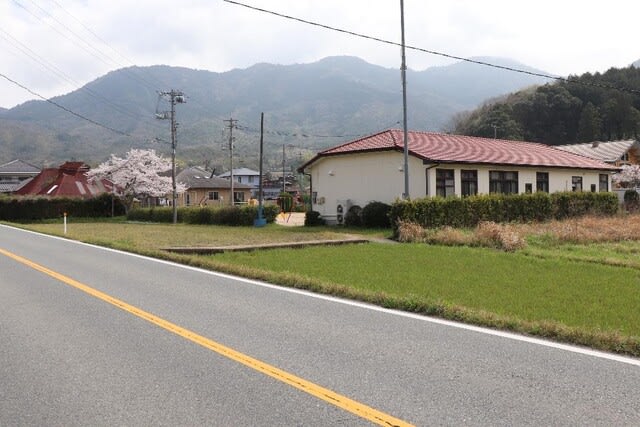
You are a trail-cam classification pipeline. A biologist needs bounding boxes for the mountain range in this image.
[0,56,550,170]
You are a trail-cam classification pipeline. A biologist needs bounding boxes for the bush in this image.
[390,191,619,234]
[344,205,363,226]
[361,201,391,228]
[0,194,125,221]
[304,210,325,226]
[127,204,280,226]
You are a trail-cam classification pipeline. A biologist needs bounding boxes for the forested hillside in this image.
[0,56,548,168]
[453,66,640,145]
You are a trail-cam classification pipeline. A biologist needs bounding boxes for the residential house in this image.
[176,166,252,206]
[217,168,261,197]
[0,159,41,193]
[555,140,640,166]
[298,130,618,224]
[14,161,114,198]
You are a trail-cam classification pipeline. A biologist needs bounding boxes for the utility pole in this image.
[156,89,185,224]
[282,144,286,194]
[400,0,409,200]
[254,112,266,227]
[224,118,237,205]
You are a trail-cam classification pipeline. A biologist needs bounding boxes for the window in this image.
[536,172,549,193]
[436,169,455,197]
[312,191,318,204]
[248,175,255,184]
[237,176,242,183]
[490,171,518,194]
[461,170,477,197]
[599,174,609,192]
[185,193,191,206]
[572,176,583,192]
[234,191,245,203]
[208,191,219,200]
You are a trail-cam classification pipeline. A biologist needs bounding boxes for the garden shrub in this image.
[623,189,639,212]
[0,194,124,221]
[304,210,325,226]
[127,204,279,226]
[361,201,392,228]
[344,205,363,227]
[390,191,619,234]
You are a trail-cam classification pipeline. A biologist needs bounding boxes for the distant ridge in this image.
[0,56,550,167]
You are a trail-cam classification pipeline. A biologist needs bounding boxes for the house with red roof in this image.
[298,130,619,224]
[14,161,114,199]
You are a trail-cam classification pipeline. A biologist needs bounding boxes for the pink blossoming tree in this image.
[87,148,185,214]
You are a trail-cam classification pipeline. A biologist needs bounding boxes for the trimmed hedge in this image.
[390,192,619,231]
[127,204,280,226]
[0,194,124,221]
[304,210,325,226]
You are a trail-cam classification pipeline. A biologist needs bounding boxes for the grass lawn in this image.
[214,244,640,336]
[7,219,640,356]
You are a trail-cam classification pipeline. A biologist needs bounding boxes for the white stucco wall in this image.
[309,151,423,222]
[307,152,613,223]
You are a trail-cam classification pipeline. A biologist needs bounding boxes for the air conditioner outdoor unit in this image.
[336,199,351,224]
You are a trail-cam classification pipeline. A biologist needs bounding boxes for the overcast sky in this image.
[1,0,639,109]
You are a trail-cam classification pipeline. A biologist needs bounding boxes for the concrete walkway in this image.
[163,238,369,254]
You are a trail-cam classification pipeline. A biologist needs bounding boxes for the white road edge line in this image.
[3,224,639,367]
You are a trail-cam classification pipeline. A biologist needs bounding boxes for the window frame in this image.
[435,168,456,197]
[599,174,609,192]
[572,176,583,192]
[489,170,519,194]
[460,169,478,197]
[536,172,549,193]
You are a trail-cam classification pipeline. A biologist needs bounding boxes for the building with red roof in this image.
[14,161,114,199]
[298,130,619,224]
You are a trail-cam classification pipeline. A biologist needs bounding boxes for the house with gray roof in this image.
[0,159,41,193]
[177,166,252,206]
[555,140,640,166]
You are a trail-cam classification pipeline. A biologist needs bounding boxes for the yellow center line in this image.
[0,247,413,427]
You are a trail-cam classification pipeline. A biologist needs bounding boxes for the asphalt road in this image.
[1,224,639,426]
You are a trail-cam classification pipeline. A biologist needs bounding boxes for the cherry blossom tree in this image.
[612,164,640,188]
[87,148,185,214]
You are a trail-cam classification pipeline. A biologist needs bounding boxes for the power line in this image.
[237,119,401,140]
[0,72,133,137]
[223,0,640,96]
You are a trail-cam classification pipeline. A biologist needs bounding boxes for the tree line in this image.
[452,66,640,145]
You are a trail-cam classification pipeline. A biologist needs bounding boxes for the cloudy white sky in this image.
[1,0,639,109]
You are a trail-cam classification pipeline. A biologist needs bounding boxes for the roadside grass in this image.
[10,221,369,250]
[5,216,640,357]
[212,244,640,355]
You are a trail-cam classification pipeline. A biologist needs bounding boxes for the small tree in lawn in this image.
[612,164,640,189]
[87,148,184,214]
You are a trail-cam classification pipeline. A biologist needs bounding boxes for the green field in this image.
[8,220,640,356]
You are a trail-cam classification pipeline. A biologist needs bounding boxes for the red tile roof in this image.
[14,162,113,198]
[303,130,618,171]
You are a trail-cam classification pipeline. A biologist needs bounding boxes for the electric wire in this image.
[223,0,640,96]
[0,72,133,137]
[0,28,163,129]
[46,0,173,92]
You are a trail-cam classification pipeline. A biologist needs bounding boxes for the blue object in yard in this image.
[254,206,267,227]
